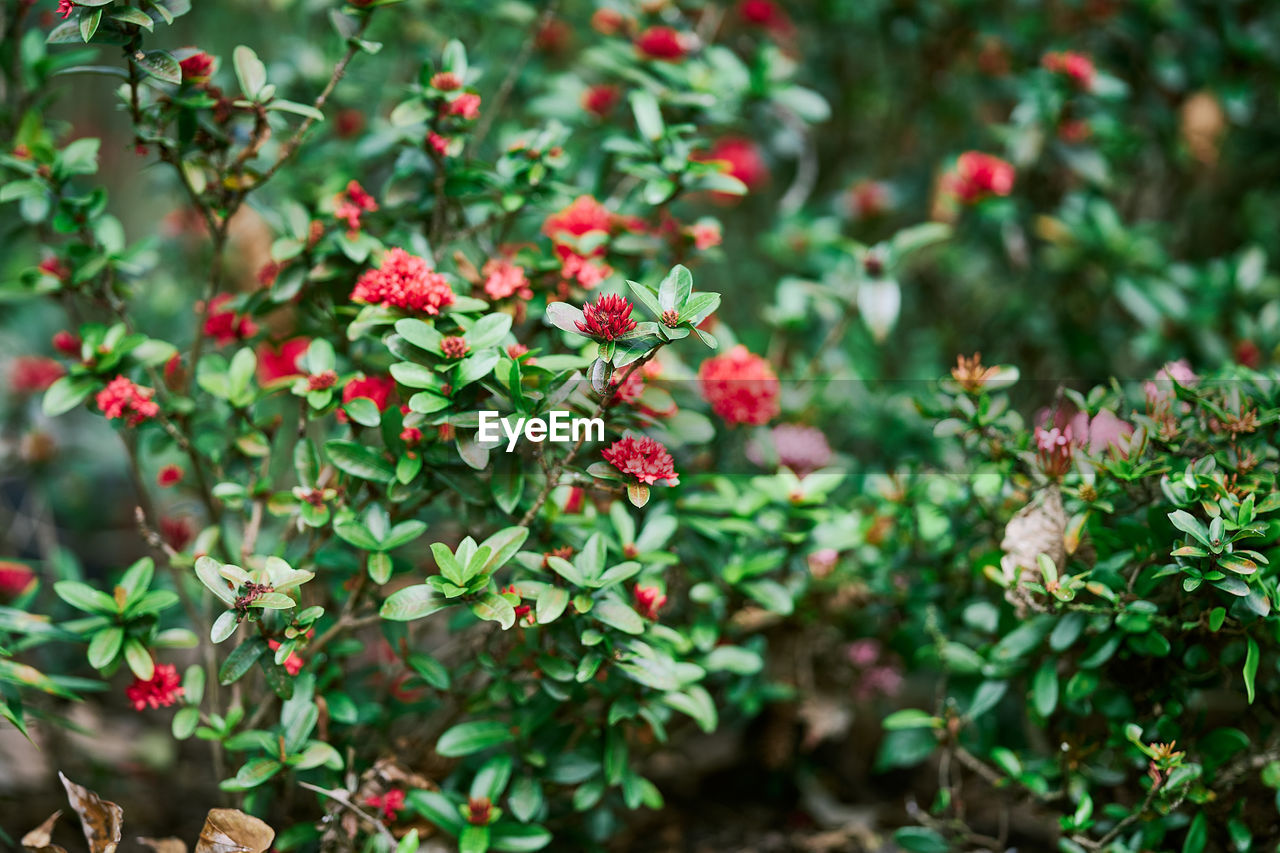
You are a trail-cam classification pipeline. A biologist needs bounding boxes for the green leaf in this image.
[436,720,514,757]
[325,440,395,482]
[459,826,489,853]
[662,686,717,733]
[1244,636,1259,704]
[1169,510,1211,547]
[54,580,117,614]
[79,8,102,42]
[122,638,154,679]
[87,626,123,669]
[470,592,516,630]
[344,396,382,427]
[381,585,451,621]
[42,376,95,417]
[489,823,551,852]
[1182,812,1207,853]
[465,313,513,350]
[629,90,664,141]
[593,599,644,635]
[136,50,181,85]
[234,757,282,788]
[470,755,513,801]
[1032,660,1058,716]
[657,265,692,313]
[219,638,266,685]
[367,552,392,584]
[233,45,267,98]
[882,709,942,730]
[408,652,450,690]
[535,587,569,625]
[507,777,543,824]
[893,827,951,853]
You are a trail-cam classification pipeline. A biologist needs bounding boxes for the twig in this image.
[298,781,397,844]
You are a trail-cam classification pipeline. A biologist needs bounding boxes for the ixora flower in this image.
[256,337,309,384]
[338,375,396,423]
[446,92,481,120]
[1034,424,1073,478]
[10,356,64,393]
[351,247,455,315]
[334,180,378,237]
[695,137,769,192]
[544,196,617,288]
[125,663,184,712]
[202,294,258,345]
[0,562,36,598]
[576,293,637,341]
[96,375,160,426]
[582,84,621,117]
[365,789,406,822]
[633,583,667,620]
[56,0,75,19]
[944,152,1015,204]
[747,423,833,475]
[1042,50,1096,90]
[602,435,679,487]
[178,51,215,84]
[635,26,687,61]
[698,345,781,426]
[156,464,184,488]
[482,258,532,300]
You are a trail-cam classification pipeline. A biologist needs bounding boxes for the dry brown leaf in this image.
[58,773,123,853]
[1000,485,1066,614]
[194,809,275,853]
[138,838,188,853]
[21,810,68,853]
[1180,90,1226,167]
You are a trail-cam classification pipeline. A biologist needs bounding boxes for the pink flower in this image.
[1042,51,1096,90]
[1034,425,1073,478]
[556,247,613,289]
[1145,359,1198,412]
[440,336,470,359]
[156,464,184,488]
[807,548,839,578]
[602,435,679,486]
[635,26,687,61]
[582,84,621,117]
[748,423,832,475]
[1068,409,1134,457]
[351,248,455,315]
[944,152,1016,204]
[202,294,258,345]
[846,639,881,667]
[447,93,481,120]
[125,663,184,711]
[633,584,667,620]
[256,337,309,384]
[698,345,780,426]
[10,356,64,393]
[334,180,379,237]
[0,562,36,598]
[575,293,637,341]
[482,258,532,300]
[96,376,160,426]
[689,221,722,250]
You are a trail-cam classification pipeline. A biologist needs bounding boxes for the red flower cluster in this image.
[365,789,406,822]
[202,294,258,345]
[633,583,667,620]
[635,26,687,61]
[582,84,621,117]
[440,336,470,359]
[10,356,64,393]
[430,72,463,91]
[482,258,532,300]
[179,51,215,84]
[339,375,396,422]
[544,196,617,288]
[544,195,614,240]
[156,464,184,488]
[125,663,184,711]
[257,337,309,384]
[575,294,637,341]
[96,375,160,426]
[697,137,769,192]
[1042,51,1096,90]
[351,248,456,315]
[945,152,1015,204]
[334,180,379,237]
[447,93,481,120]
[602,435,679,486]
[0,562,36,598]
[697,345,780,426]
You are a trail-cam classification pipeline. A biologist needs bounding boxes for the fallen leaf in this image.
[195,809,275,853]
[59,773,123,853]
[22,811,68,853]
[138,839,188,853]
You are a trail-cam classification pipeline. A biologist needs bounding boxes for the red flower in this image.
[633,583,667,620]
[602,435,679,486]
[1042,51,1096,90]
[202,294,258,345]
[440,336,470,359]
[334,180,379,237]
[427,132,450,156]
[447,93,481,120]
[351,247,455,315]
[944,152,1015,204]
[0,562,36,598]
[267,639,304,676]
[339,375,396,421]
[848,180,890,219]
[96,375,160,426]
[52,330,80,357]
[156,464,184,488]
[507,343,532,361]
[160,516,195,551]
[556,247,613,290]
[430,71,463,91]
[308,370,338,391]
[335,108,365,139]
[698,345,780,426]
[1236,339,1262,369]
[256,337,309,384]
[591,8,627,35]
[543,195,614,246]
[482,258,532,300]
[582,84,621,117]
[696,137,769,191]
[365,789,406,822]
[576,293,637,341]
[179,51,215,84]
[688,221,722,250]
[400,426,423,445]
[125,663,184,711]
[38,256,70,281]
[56,0,74,19]
[1058,119,1091,144]
[635,26,687,61]
[10,356,64,393]
[466,797,493,826]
